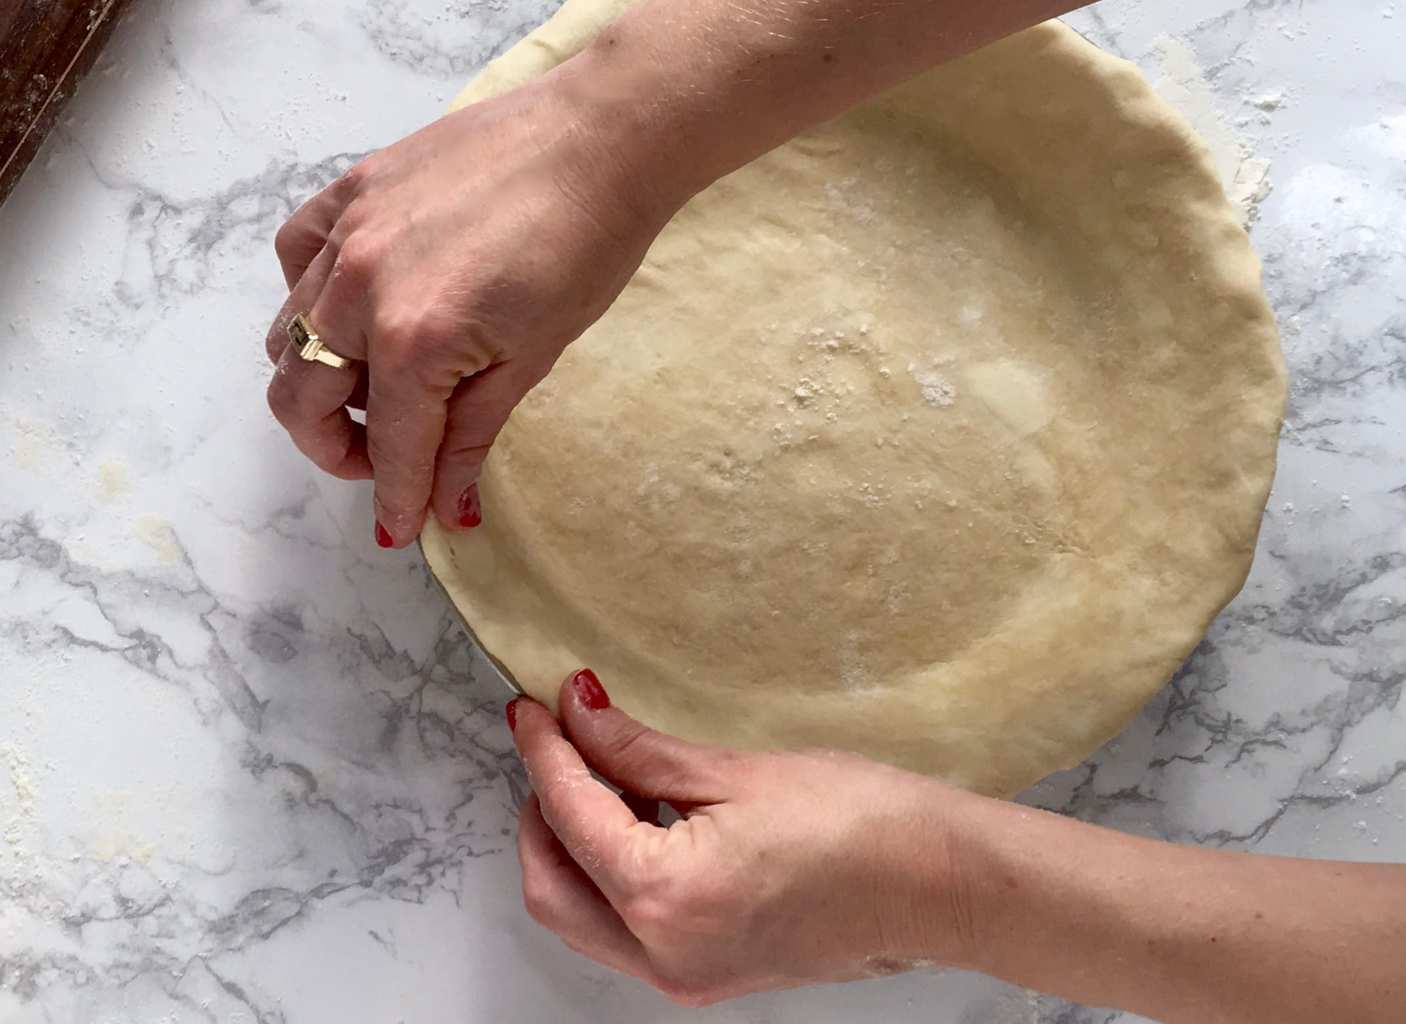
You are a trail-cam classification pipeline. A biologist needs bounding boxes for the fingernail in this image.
[375,522,394,548]
[571,668,610,711]
[505,698,519,733]
[457,485,482,529]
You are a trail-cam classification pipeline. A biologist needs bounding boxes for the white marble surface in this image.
[1,0,1402,1020]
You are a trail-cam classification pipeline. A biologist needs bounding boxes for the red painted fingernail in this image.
[505,698,519,733]
[457,485,482,529]
[571,668,610,710]
[375,522,394,548]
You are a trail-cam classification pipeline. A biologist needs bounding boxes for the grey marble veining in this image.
[0,0,1401,1021]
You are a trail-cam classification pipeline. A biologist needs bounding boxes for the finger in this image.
[363,339,453,547]
[264,245,340,365]
[306,233,374,376]
[274,182,351,291]
[518,796,652,980]
[305,234,379,412]
[265,248,373,480]
[511,697,645,893]
[265,270,323,365]
[429,360,546,531]
[558,670,731,807]
[268,346,372,480]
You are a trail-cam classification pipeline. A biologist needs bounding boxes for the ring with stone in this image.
[288,312,353,370]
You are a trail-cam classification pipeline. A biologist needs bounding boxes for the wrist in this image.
[952,800,1181,1014]
[873,788,1126,977]
[861,779,1003,972]
[549,20,735,212]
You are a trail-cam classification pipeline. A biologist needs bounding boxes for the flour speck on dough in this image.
[908,361,957,408]
[824,176,879,224]
[839,631,876,693]
[857,480,891,509]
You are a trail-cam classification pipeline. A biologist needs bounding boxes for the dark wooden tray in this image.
[1,0,137,208]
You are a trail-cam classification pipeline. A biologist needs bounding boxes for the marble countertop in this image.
[1,0,1401,1021]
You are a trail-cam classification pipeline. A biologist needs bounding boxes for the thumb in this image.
[430,360,542,531]
[558,669,732,807]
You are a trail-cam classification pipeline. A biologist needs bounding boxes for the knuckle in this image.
[371,313,422,366]
[334,195,371,235]
[372,491,427,534]
[334,160,372,196]
[605,728,712,795]
[372,316,463,393]
[621,889,679,935]
[266,374,298,425]
[532,772,582,827]
[519,872,554,927]
[333,234,382,287]
[622,867,736,938]
[265,325,288,362]
[273,221,300,262]
[418,316,464,361]
[365,441,421,493]
[654,976,716,1008]
[365,410,434,467]
[436,437,492,467]
[559,935,595,960]
[605,721,653,764]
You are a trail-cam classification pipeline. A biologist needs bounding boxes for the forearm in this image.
[557,0,1089,202]
[945,797,1406,1022]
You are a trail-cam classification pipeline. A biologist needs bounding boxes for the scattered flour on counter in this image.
[1227,156,1273,221]
[1,743,38,846]
[98,460,130,501]
[134,517,183,565]
[12,416,82,472]
[2,745,37,813]
[968,988,1045,1024]
[1149,35,1274,223]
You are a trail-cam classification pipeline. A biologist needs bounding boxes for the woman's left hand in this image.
[262,66,682,548]
[507,670,987,1005]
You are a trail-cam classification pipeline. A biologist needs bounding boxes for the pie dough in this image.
[422,0,1286,796]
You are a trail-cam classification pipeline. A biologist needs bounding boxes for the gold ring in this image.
[288,313,353,370]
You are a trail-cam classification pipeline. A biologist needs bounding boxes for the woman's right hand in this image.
[512,668,1406,1022]
[508,671,988,1005]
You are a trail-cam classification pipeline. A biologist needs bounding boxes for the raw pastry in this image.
[422,0,1286,797]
